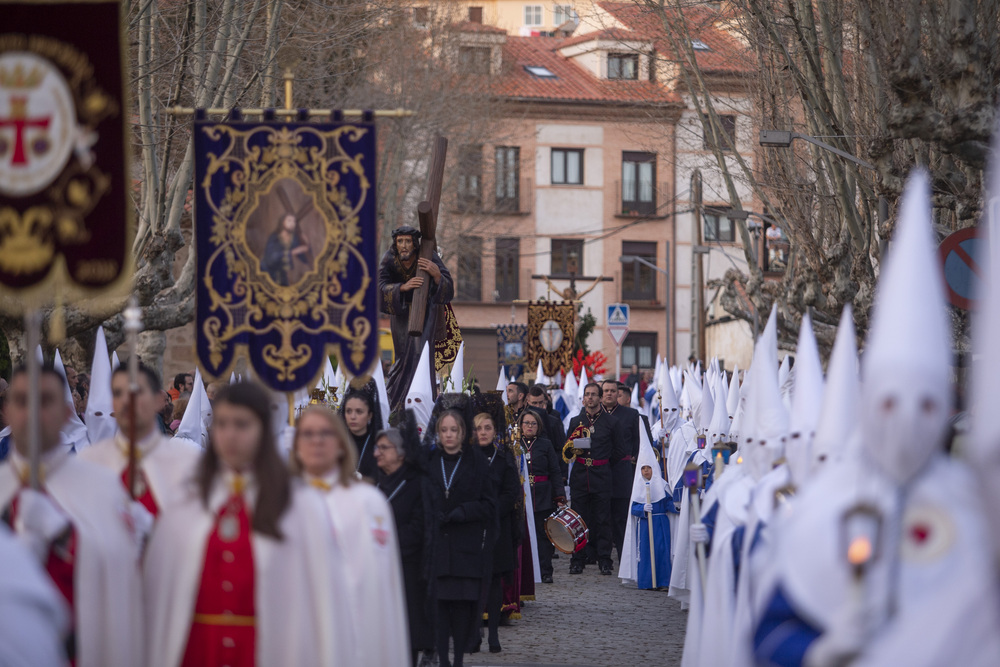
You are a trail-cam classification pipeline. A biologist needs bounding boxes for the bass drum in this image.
[544,506,589,554]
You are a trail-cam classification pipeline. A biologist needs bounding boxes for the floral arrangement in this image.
[570,349,607,378]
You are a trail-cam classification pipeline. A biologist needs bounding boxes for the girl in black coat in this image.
[374,421,433,666]
[425,410,497,667]
[519,408,565,583]
[472,411,520,653]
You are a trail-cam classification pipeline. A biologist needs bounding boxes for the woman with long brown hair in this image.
[290,405,409,667]
[143,383,353,667]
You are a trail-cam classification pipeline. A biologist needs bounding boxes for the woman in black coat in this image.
[472,410,520,653]
[374,423,433,666]
[519,407,565,584]
[340,381,384,480]
[425,410,497,667]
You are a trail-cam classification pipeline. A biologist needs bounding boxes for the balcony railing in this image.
[614,181,669,217]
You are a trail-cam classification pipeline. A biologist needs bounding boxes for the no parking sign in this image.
[938,227,980,310]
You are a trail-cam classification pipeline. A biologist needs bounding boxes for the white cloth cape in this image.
[320,479,410,667]
[519,453,542,583]
[0,524,69,667]
[619,417,668,583]
[143,478,355,667]
[768,454,1000,667]
[727,463,791,667]
[79,432,201,512]
[0,451,143,667]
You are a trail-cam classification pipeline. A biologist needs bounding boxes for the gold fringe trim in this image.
[507,612,522,620]
[520,595,535,602]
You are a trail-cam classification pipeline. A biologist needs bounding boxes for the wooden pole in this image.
[407,136,448,336]
[646,481,657,589]
[25,311,41,490]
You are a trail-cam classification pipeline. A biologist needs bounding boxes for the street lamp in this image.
[759,129,888,255]
[758,130,876,171]
[620,253,671,364]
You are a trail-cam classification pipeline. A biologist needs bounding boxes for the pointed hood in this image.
[811,306,860,473]
[577,366,589,403]
[372,359,392,431]
[405,342,435,434]
[860,170,952,485]
[786,312,825,486]
[708,374,731,444]
[726,364,741,418]
[651,354,662,388]
[54,349,89,449]
[743,305,788,481]
[111,350,120,370]
[229,371,237,384]
[630,381,640,409]
[968,116,1000,558]
[631,413,667,504]
[659,365,681,433]
[698,373,715,435]
[561,366,578,414]
[534,357,549,387]
[173,367,207,447]
[84,327,117,444]
[496,365,509,405]
[449,342,466,393]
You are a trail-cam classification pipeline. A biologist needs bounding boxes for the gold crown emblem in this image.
[0,63,46,89]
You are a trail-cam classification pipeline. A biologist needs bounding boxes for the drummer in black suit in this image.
[566,382,626,575]
[602,380,644,563]
[518,408,564,584]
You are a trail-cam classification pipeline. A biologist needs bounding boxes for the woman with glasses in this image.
[518,408,564,585]
[291,405,409,667]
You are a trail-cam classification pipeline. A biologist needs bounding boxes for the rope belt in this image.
[192,613,256,627]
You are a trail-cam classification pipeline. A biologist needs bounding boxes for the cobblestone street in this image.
[467,559,687,667]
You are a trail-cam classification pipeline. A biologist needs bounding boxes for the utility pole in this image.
[690,170,706,363]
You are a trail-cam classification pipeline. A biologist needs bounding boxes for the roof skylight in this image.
[525,65,557,78]
[691,40,711,51]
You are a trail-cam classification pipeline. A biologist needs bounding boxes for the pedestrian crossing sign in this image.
[607,303,629,346]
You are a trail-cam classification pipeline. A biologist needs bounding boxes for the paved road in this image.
[467,559,687,667]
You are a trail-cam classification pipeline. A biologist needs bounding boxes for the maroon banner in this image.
[0,1,129,295]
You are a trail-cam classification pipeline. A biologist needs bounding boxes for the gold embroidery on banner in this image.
[199,124,373,382]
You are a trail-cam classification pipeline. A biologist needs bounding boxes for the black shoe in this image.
[586,555,598,565]
[489,642,502,653]
[599,562,613,575]
[569,564,583,574]
[469,641,480,654]
[552,552,560,559]
[541,574,554,584]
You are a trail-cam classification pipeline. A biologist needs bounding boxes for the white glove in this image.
[804,595,871,667]
[643,502,653,513]
[690,522,709,544]
[15,489,70,562]
[128,501,154,548]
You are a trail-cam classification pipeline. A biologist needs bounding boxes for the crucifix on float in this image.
[531,250,611,301]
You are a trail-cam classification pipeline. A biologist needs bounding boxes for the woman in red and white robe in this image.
[292,405,409,667]
[143,383,354,667]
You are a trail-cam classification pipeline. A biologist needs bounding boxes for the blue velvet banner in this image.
[194,120,378,392]
[496,324,527,382]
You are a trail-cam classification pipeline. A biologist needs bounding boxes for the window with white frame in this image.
[524,5,543,26]
[553,5,578,25]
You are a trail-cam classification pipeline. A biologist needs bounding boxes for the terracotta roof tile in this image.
[596,2,754,76]
[496,36,679,105]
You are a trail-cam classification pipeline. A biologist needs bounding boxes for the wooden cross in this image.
[530,271,612,302]
[407,135,448,336]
